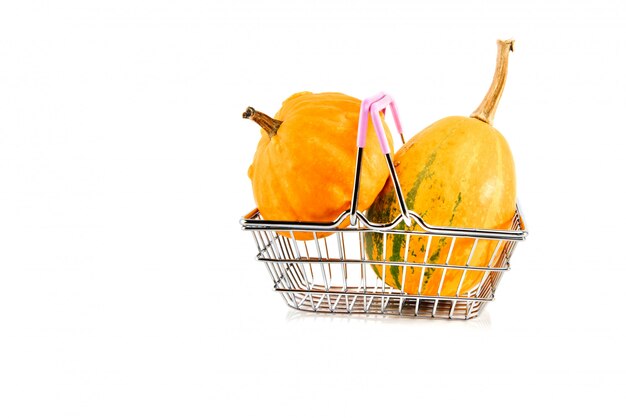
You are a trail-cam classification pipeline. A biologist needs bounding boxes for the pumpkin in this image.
[245,92,393,240]
[365,40,517,296]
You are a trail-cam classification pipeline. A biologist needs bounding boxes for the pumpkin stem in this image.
[243,107,283,138]
[471,39,514,125]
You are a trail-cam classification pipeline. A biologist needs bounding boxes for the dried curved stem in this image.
[471,39,514,125]
[243,107,282,138]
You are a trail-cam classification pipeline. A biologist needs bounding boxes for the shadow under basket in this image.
[240,206,527,320]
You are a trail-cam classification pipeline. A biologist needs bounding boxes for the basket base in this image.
[277,290,489,320]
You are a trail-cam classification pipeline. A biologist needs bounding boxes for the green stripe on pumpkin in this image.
[421,192,462,291]
[385,151,438,289]
[405,150,437,208]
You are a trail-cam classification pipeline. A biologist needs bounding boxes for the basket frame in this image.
[241,205,525,319]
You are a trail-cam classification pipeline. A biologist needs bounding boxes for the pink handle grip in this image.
[356,92,385,148]
[356,92,404,155]
[388,100,403,134]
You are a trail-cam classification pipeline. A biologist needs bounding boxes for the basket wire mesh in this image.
[242,207,525,319]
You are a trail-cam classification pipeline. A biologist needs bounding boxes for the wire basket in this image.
[241,93,527,319]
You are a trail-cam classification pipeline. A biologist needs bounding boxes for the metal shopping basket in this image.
[241,93,527,319]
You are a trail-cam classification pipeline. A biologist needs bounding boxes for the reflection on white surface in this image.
[284,306,492,329]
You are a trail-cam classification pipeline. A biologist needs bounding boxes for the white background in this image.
[1,1,625,416]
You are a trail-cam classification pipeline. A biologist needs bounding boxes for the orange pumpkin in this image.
[365,40,517,296]
[245,92,393,240]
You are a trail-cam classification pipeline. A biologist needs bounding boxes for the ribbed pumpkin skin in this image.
[248,92,393,240]
[365,116,516,296]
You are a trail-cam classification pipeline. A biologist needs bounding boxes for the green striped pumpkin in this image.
[366,40,518,296]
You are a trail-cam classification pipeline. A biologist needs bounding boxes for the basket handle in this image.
[349,92,411,226]
[356,92,405,153]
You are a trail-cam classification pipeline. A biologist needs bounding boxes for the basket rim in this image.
[240,204,528,241]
